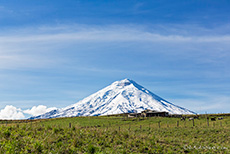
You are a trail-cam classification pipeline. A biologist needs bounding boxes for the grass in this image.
[0,115,229,153]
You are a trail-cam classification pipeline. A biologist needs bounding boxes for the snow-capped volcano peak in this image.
[30,79,195,119]
[107,79,148,94]
[112,78,132,86]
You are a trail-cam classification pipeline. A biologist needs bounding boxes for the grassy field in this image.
[0,115,229,154]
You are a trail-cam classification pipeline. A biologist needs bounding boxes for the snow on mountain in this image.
[30,79,195,119]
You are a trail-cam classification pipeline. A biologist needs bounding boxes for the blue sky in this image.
[0,0,230,119]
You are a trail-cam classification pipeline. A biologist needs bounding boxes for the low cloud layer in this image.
[23,105,57,116]
[0,105,25,120]
[0,105,56,120]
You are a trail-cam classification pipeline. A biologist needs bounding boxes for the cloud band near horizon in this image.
[0,105,57,120]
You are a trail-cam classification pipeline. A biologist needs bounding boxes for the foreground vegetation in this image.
[0,115,229,153]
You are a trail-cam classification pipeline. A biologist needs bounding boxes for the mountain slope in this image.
[30,79,195,119]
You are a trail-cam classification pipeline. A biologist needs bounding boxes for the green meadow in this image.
[0,115,229,154]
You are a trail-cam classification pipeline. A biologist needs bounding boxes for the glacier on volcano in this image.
[30,79,195,119]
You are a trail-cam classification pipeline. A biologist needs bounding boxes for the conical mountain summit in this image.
[30,79,195,119]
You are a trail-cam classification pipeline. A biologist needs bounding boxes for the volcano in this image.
[30,79,195,119]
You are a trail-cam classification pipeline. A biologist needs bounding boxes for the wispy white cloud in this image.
[0,24,229,71]
[0,5,14,15]
[1,25,230,44]
[171,95,230,114]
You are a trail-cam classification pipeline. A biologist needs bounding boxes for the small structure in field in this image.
[141,109,169,117]
[128,113,141,118]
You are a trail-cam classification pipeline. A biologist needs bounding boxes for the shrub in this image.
[4,129,11,138]
[88,144,97,154]
[34,141,43,153]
